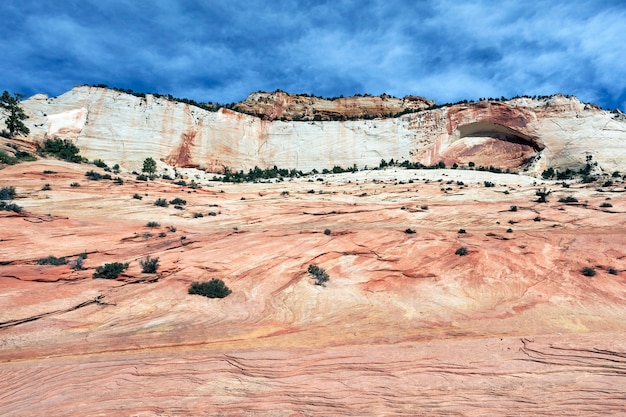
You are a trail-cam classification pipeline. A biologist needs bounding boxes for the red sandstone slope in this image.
[0,158,625,416]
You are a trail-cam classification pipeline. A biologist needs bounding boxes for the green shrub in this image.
[136,174,148,181]
[40,138,82,163]
[167,226,177,232]
[37,255,68,265]
[93,159,108,168]
[93,262,129,279]
[324,228,331,235]
[455,246,468,256]
[70,182,80,187]
[581,267,596,277]
[535,188,551,203]
[146,221,160,227]
[140,256,159,273]
[132,193,143,200]
[142,157,157,174]
[0,201,22,212]
[509,205,517,212]
[188,279,232,298]
[484,181,495,188]
[558,196,578,203]
[600,202,613,208]
[169,197,186,205]
[154,198,168,207]
[0,150,17,164]
[308,264,329,286]
[85,170,102,180]
[41,183,51,191]
[0,186,16,200]
[404,228,416,234]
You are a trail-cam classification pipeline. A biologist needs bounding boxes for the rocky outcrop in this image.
[233,90,433,120]
[8,86,626,175]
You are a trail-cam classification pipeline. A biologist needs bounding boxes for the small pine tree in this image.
[0,91,30,137]
[143,157,157,174]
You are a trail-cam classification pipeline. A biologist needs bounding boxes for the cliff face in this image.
[13,86,626,174]
[233,91,433,120]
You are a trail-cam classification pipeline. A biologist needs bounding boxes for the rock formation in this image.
[0,159,625,416]
[9,86,626,175]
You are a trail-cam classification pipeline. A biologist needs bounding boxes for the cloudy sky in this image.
[1,0,625,110]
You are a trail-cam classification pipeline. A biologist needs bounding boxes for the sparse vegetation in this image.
[607,267,618,275]
[37,255,68,265]
[558,196,578,203]
[404,228,416,234]
[70,182,80,187]
[93,262,129,279]
[146,221,160,227]
[41,183,51,191]
[39,138,82,163]
[0,201,22,212]
[140,256,159,273]
[70,253,87,270]
[455,246,468,256]
[324,228,331,235]
[535,188,551,203]
[0,186,16,200]
[600,202,613,208]
[93,159,108,168]
[132,193,143,200]
[169,197,186,205]
[581,267,596,277]
[154,198,168,207]
[484,181,495,188]
[307,264,330,286]
[85,170,103,180]
[188,279,232,298]
[509,205,518,212]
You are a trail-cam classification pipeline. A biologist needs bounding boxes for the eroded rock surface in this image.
[1,159,625,416]
[9,87,626,175]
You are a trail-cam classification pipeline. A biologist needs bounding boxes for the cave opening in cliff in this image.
[442,122,544,169]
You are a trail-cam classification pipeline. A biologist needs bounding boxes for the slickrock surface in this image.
[12,87,626,174]
[1,159,625,416]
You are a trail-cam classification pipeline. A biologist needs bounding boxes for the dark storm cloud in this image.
[0,0,624,110]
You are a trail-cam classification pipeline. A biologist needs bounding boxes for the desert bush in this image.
[458,229,466,234]
[93,262,129,279]
[93,159,108,168]
[558,196,578,203]
[607,267,618,275]
[40,138,82,163]
[146,221,160,227]
[136,174,148,181]
[188,279,232,298]
[70,182,80,187]
[158,232,166,238]
[581,267,596,277]
[132,193,143,200]
[37,255,68,265]
[85,170,102,180]
[142,157,157,174]
[0,186,16,200]
[114,177,124,185]
[140,256,159,273]
[169,197,186,205]
[193,212,203,218]
[600,202,613,208]
[484,181,495,187]
[41,183,51,191]
[535,188,551,203]
[324,228,331,235]
[167,226,177,232]
[509,205,517,212]
[0,150,17,165]
[307,264,330,286]
[404,228,416,234]
[0,201,22,212]
[154,198,168,207]
[455,246,468,256]
[43,170,57,174]
[70,253,87,271]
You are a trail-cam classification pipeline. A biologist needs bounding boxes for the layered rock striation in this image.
[9,86,626,174]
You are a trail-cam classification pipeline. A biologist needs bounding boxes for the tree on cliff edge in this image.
[142,157,157,174]
[0,91,30,137]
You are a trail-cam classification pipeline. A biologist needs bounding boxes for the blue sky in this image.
[1,0,625,110]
